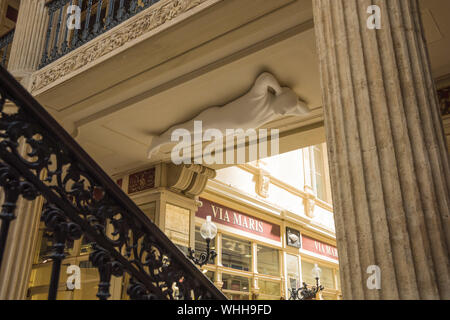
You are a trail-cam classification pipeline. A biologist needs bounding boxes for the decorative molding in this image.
[286,227,301,248]
[128,168,156,194]
[167,164,216,197]
[239,163,334,212]
[30,0,210,93]
[256,168,270,198]
[303,185,316,219]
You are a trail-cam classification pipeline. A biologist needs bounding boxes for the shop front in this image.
[194,197,341,300]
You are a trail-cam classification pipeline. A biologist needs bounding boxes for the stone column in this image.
[313,0,450,300]
[7,0,48,86]
[0,108,45,299]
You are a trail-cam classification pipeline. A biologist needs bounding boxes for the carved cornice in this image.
[168,164,216,198]
[30,0,209,93]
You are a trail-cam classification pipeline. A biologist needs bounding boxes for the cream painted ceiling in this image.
[34,0,450,175]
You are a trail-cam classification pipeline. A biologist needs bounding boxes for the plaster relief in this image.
[148,72,311,159]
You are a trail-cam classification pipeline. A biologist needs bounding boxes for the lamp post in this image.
[289,264,324,300]
[188,216,217,267]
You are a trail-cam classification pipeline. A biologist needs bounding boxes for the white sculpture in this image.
[148,72,310,159]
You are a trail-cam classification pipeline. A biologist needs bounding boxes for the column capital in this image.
[7,0,48,86]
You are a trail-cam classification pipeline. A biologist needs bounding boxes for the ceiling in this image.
[0,0,18,37]
[32,0,450,175]
[419,0,450,80]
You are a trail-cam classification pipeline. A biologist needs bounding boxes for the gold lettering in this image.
[224,210,231,223]
[242,217,249,229]
[233,213,242,226]
[258,221,264,233]
[211,205,220,219]
[249,218,256,231]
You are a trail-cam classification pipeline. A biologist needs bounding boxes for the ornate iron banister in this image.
[0,30,15,68]
[0,65,226,300]
[40,0,162,68]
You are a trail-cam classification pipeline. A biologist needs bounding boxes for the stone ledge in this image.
[30,0,217,94]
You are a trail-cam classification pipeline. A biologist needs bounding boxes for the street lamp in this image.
[188,216,217,267]
[289,264,324,300]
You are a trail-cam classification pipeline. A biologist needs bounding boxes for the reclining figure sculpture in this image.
[148,72,311,159]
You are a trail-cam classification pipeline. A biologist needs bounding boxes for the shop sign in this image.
[302,235,338,261]
[197,198,281,241]
[286,227,301,248]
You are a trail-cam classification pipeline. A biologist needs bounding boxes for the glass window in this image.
[311,145,326,201]
[222,235,251,271]
[257,245,279,276]
[79,236,94,256]
[258,280,281,297]
[222,274,250,293]
[165,204,190,253]
[28,258,100,300]
[195,226,216,265]
[286,254,300,291]
[301,260,335,289]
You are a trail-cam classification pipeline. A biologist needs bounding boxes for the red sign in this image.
[302,235,338,260]
[197,198,281,242]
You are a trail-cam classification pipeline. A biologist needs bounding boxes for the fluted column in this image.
[7,0,48,86]
[0,109,45,299]
[313,0,450,300]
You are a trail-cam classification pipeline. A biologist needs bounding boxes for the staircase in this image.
[0,65,226,300]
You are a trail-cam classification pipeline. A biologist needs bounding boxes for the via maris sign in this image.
[197,198,281,242]
[302,235,338,261]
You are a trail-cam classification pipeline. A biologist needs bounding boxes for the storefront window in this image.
[28,258,100,300]
[258,279,281,299]
[286,254,300,291]
[301,260,335,289]
[222,235,251,271]
[79,236,94,256]
[312,145,326,201]
[195,226,216,265]
[165,204,190,254]
[222,274,250,300]
[28,222,105,300]
[257,245,279,276]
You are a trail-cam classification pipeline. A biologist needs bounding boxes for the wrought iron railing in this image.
[0,30,14,68]
[0,65,226,300]
[40,0,161,68]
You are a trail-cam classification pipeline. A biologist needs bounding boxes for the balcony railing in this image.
[0,30,14,68]
[0,65,226,300]
[40,0,161,68]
